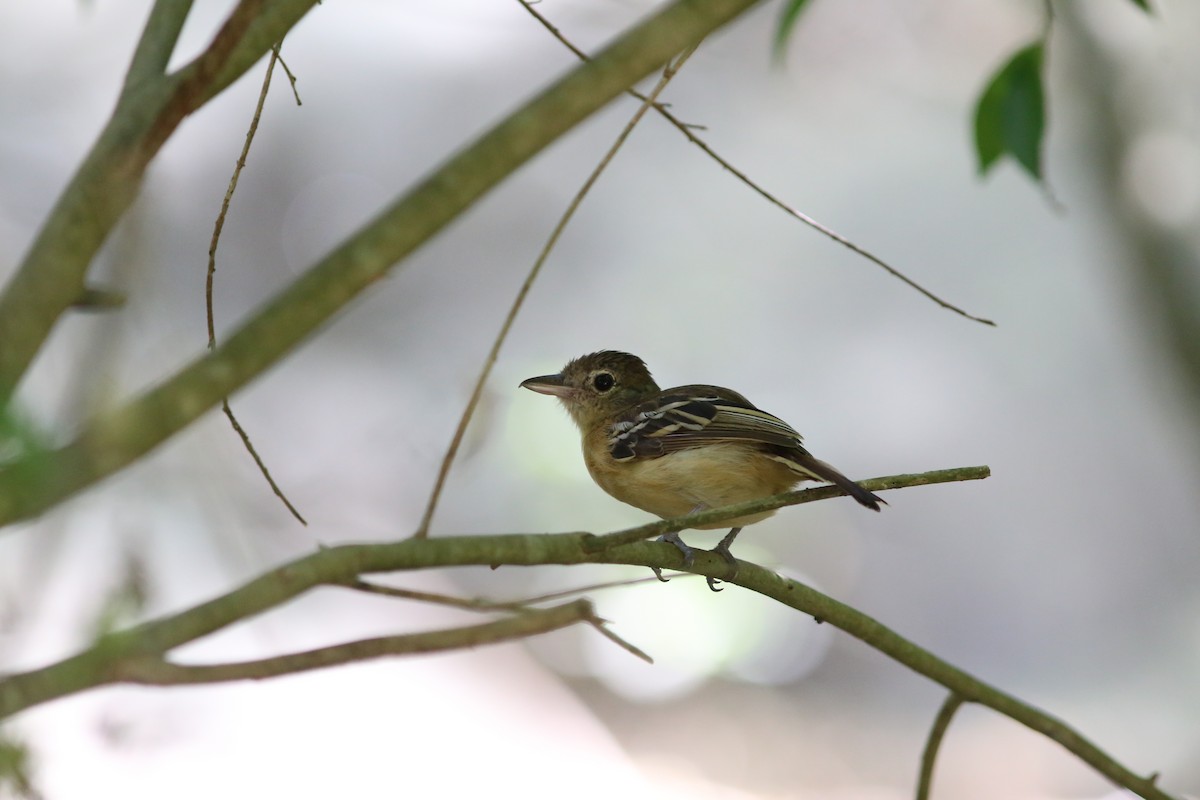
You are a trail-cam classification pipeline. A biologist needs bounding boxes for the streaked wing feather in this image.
[608,389,807,461]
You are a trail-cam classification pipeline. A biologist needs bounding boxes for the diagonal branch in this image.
[0,0,764,528]
[723,562,1174,800]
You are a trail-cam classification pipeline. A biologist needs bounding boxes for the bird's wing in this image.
[607,386,804,461]
[606,385,885,510]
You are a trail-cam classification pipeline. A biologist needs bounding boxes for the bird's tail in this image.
[779,451,886,511]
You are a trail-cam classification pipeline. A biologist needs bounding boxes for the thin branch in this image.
[272,46,303,105]
[206,46,306,525]
[515,573,701,604]
[206,50,277,349]
[0,0,761,528]
[723,563,1175,800]
[218,399,307,523]
[413,44,700,538]
[114,600,596,685]
[582,465,991,552]
[516,0,995,327]
[588,619,653,664]
[916,693,965,800]
[341,579,527,612]
[343,572,697,612]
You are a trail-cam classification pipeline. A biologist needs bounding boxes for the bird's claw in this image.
[712,541,739,574]
[650,565,670,583]
[705,534,740,592]
[657,531,696,567]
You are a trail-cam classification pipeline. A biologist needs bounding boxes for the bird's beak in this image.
[520,373,575,398]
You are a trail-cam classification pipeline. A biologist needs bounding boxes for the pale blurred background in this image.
[1,0,1198,798]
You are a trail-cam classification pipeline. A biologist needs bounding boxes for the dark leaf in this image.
[974,42,1045,180]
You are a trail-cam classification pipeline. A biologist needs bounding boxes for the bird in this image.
[520,350,884,590]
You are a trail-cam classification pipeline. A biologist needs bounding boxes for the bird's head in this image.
[520,350,660,431]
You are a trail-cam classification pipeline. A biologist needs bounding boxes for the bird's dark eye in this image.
[592,372,615,392]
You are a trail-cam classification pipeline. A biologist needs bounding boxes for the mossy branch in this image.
[0,465,1176,799]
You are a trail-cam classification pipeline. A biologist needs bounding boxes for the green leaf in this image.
[973,42,1045,180]
[1127,0,1151,11]
[772,0,815,63]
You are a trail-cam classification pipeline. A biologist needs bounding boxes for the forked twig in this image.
[206,45,307,525]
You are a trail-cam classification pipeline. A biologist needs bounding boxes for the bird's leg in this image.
[706,527,743,592]
[651,530,696,582]
[658,531,696,566]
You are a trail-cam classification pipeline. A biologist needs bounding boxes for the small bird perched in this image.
[520,351,884,590]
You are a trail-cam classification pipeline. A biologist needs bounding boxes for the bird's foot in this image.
[652,531,695,582]
[658,531,696,566]
[705,527,742,592]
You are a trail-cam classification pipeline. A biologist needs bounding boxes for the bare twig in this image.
[916,693,965,800]
[217,399,306,523]
[271,45,302,105]
[413,44,701,538]
[115,600,596,684]
[588,618,654,664]
[582,465,991,552]
[516,0,995,327]
[341,579,527,612]
[206,47,306,525]
[343,573,698,612]
[516,573,701,603]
